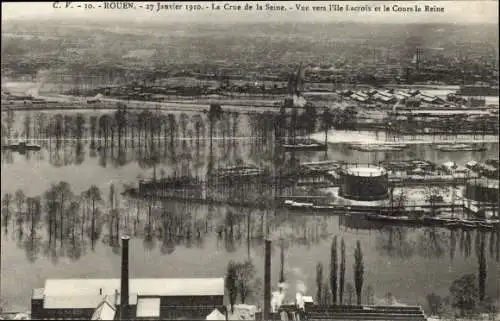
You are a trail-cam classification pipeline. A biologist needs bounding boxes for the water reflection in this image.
[376,227,415,259]
[1,109,499,312]
[3,182,500,265]
[2,111,499,171]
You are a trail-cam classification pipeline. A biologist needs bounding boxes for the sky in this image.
[2,1,498,24]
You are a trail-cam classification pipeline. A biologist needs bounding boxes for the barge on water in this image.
[282,142,327,152]
[365,214,499,230]
[434,143,487,152]
[2,141,41,152]
[348,143,409,152]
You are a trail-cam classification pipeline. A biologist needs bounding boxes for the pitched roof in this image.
[43,278,225,298]
[91,296,116,320]
[205,309,226,320]
[305,305,427,321]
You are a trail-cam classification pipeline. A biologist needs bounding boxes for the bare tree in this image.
[425,187,444,217]
[2,193,13,231]
[236,260,256,304]
[226,260,239,313]
[14,189,26,234]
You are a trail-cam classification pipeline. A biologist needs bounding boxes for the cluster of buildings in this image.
[30,234,432,321]
[340,88,444,106]
[31,237,225,320]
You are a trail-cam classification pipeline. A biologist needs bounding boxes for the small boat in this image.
[477,223,495,230]
[445,220,477,229]
[365,214,420,224]
[422,216,459,226]
[3,142,41,151]
[284,200,314,209]
[282,143,327,152]
[435,144,486,152]
[348,143,408,152]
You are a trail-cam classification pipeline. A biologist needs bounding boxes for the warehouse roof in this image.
[44,278,225,298]
[44,293,137,309]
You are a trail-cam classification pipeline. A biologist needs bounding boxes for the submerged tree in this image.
[1,193,13,231]
[316,262,324,304]
[14,189,26,233]
[208,103,223,153]
[85,185,103,248]
[449,274,479,316]
[478,233,486,302]
[55,181,73,242]
[236,260,257,304]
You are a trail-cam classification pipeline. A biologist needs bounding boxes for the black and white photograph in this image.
[1,1,499,320]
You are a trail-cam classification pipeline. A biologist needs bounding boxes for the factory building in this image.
[31,237,225,320]
[465,177,499,204]
[339,166,389,201]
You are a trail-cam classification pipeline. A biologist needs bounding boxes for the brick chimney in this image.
[263,239,271,320]
[120,236,130,320]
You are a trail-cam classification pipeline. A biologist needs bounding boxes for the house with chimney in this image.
[31,237,225,320]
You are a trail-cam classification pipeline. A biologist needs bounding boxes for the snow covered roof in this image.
[206,309,226,320]
[41,278,225,309]
[43,278,225,298]
[91,296,116,320]
[466,160,478,167]
[136,298,160,318]
[32,288,44,300]
[346,167,386,177]
[44,295,104,309]
[351,93,369,102]
[442,161,456,169]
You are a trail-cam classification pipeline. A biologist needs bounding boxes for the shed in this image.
[136,298,160,319]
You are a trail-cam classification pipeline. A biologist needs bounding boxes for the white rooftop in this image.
[91,297,116,320]
[44,278,225,297]
[43,293,137,310]
[346,167,386,177]
[206,309,226,320]
[136,298,160,318]
[44,295,104,309]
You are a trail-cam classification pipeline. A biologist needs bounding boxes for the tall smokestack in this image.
[263,239,272,320]
[120,236,130,320]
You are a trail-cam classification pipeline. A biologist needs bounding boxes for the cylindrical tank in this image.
[339,166,389,201]
[465,178,499,203]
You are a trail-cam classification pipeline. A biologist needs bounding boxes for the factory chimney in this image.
[263,239,272,321]
[120,236,130,320]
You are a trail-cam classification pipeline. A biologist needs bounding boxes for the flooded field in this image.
[1,109,499,313]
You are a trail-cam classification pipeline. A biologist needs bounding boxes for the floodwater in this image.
[1,110,499,313]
